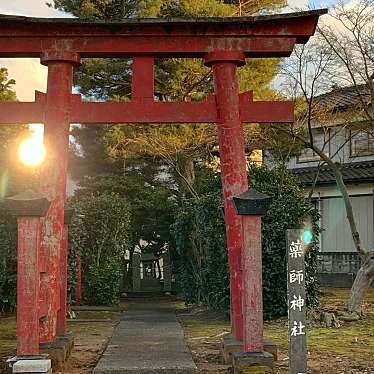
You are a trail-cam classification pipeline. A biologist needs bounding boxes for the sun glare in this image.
[18,125,46,167]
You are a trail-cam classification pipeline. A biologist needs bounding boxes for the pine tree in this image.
[52,0,285,192]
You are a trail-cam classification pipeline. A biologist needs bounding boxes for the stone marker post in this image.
[163,251,172,294]
[286,229,307,374]
[5,190,51,374]
[231,188,274,373]
[132,252,141,292]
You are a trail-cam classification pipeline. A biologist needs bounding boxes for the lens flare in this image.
[18,134,46,167]
[303,230,313,245]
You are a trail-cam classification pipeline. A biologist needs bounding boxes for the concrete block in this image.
[6,356,49,374]
[40,345,63,371]
[221,333,243,364]
[12,359,51,374]
[263,340,278,361]
[233,351,274,374]
[41,348,63,372]
[55,333,75,361]
[221,334,278,364]
[38,333,74,371]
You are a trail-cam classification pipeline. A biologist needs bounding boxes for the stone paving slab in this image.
[93,301,197,373]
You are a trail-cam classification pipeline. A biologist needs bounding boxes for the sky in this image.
[0,0,343,101]
[0,1,69,101]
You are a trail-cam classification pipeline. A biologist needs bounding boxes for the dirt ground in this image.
[1,289,373,374]
[57,319,119,373]
[0,310,120,374]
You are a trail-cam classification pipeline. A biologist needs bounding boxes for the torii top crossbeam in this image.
[0,10,326,125]
[0,10,325,58]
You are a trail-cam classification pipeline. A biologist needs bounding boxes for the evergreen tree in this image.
[50,0,292,297]
[52,0,285,193]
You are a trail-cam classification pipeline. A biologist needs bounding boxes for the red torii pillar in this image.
[205,52,248,341]
[232,189,272,355]
[5,191,51,356]
[38,51,80,346]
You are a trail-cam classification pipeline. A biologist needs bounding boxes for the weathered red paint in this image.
[132,56,154,101]
[205,52,248,341]
[0,36,298,59]
[0,11,326,58]
[39,52,79,344]
[16,217,41,355]
[0,10,325,355]
[0,13,322,35]
[75,256,83,305]
[242,216,263,352]
[0,92,294,125]
[56,224,68,335]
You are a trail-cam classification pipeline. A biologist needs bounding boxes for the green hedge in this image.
[173,165,320,319]
[250,165,320,318]
[69,192,131,305]
[173,192,230,312]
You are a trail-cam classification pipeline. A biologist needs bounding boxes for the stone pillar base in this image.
[40,333,74,371]
[263,340,277,361]
[221,333,278,364]
[221,333,243,364]
[6,356,51,374]
[233,351,274,374]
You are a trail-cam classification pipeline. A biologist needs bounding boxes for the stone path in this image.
[93,298,197,373]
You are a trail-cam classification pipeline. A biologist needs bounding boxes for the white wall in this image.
[319,194,374,252]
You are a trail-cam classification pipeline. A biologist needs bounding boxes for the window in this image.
[350,131,374,157]
[297,130,330,163]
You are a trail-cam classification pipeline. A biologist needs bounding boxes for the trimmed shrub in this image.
[249,165,320,318]
[173,165,320,318]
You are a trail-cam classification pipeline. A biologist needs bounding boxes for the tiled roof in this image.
[315,84,372,111]
[292,160,374,186]
[0,9,327,25]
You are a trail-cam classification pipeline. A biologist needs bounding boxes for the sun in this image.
[18,136,46,167]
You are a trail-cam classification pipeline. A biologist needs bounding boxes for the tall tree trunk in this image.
[179,157,195,186]
[304,143,372,314]
[330,164,373,314]
[347,251,374,314]
[176,156,198,198]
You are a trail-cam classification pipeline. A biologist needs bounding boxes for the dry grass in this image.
[180,288,374,374]
[0,317,16,373]
[1,289,374,374]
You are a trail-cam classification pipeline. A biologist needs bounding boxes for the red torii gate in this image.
[0,9,325,367]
